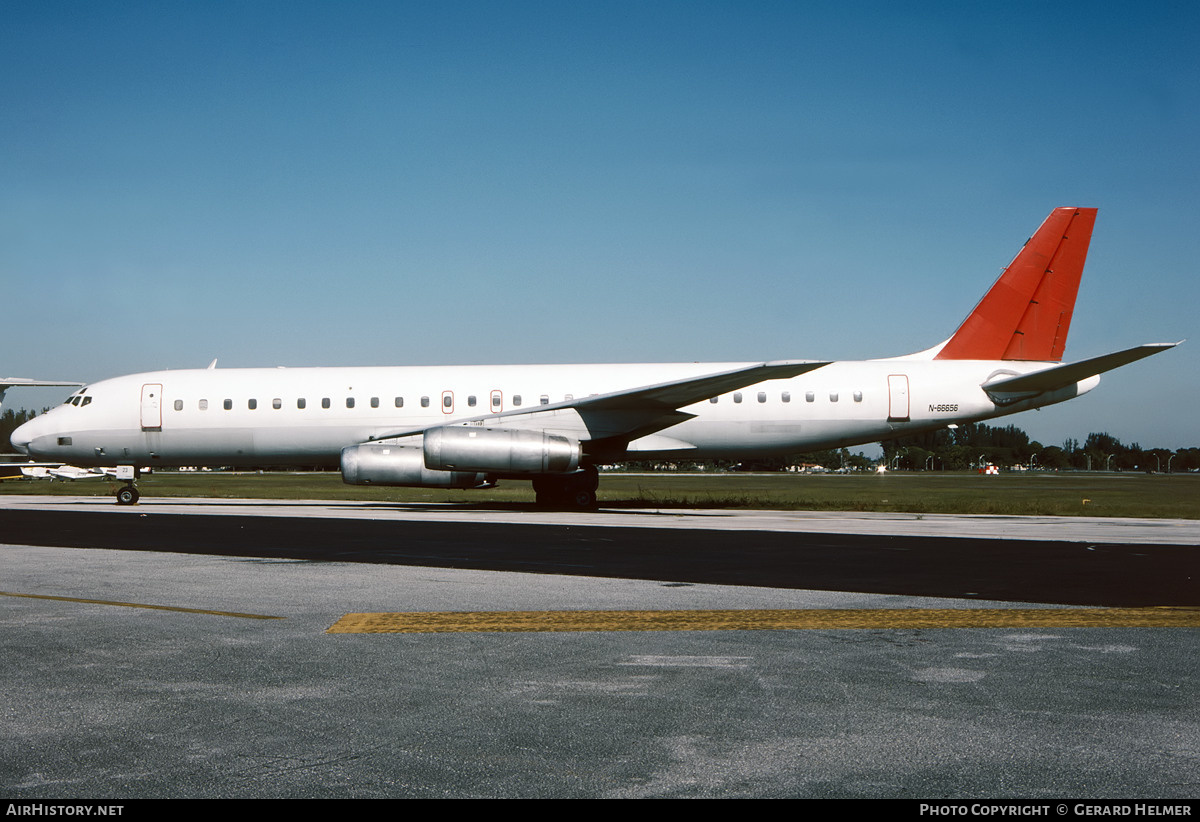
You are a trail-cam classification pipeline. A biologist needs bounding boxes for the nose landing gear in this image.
[113,466,140,505]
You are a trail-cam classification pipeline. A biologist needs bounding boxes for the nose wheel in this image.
[113,466,140,505]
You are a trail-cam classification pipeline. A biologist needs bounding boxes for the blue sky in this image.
[3,1,1197,450]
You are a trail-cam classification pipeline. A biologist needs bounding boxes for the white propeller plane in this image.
[9,208,1177,506]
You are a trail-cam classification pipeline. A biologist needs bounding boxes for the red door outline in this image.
[887,375,910,422]
[140,383,163,430]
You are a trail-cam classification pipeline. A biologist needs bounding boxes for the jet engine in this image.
[423,426,581,474]
[340,443,489,488]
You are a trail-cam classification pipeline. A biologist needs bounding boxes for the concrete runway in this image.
[1,495,1198,798]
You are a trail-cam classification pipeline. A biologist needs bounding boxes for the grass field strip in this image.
[327,607,1200,633]
[0,590,284,620]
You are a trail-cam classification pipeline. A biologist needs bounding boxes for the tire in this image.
[569,488,597,509]
[534,470,599,509]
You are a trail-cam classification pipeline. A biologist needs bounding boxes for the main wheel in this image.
[568,488,597,509]
[578,463,599,491]
[116,486,139,505]
[532,473,598,510]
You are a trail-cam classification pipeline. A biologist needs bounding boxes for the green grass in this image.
[3,470,1198,519]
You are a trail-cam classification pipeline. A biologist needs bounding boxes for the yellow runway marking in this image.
[0,591,283,620]
[327,607,1200,634]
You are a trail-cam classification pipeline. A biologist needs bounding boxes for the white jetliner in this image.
[10,208,1178,507]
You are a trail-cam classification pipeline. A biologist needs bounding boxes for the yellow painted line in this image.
[0,590,284,620]
[326,607,1200,634]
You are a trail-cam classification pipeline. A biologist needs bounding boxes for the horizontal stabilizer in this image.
[982,342,1179,398]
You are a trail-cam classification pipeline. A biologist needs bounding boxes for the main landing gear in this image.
[113,466,140,505]
[532,465,599,509]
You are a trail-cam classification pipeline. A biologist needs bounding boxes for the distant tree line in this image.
[880,423,1200,472]
[1,408,42,451]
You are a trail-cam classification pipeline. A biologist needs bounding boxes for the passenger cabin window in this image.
[297,398,306,409]
[853,391,863,403]
[734,392,743,403]
[709,397,718,404]
[513,395,522,406]
[322,398,331,409]
[346,397,355,408]
[273,398,282,409]
[248,399,257,410]
[443,395,452,408]
[757,392,766,403]
[199,399,208,411]
[224,399,232,410]
[421,396,430,408]
[468,395,477,407]
[491,394,501,409]
[370,397,379,408]
[173,399,183,411]
[782,392,791,403]
[830,393,839,402]
[394,397,403,408]
[805,391,815,403]
[540,395,549,405]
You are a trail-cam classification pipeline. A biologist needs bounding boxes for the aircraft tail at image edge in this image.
[935,207,1098,362]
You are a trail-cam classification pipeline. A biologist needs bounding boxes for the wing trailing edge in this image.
[370,360,831,444]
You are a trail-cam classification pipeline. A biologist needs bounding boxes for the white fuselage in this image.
[12,358,1093,469]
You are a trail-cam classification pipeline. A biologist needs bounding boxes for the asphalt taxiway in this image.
[1,495,1197,798]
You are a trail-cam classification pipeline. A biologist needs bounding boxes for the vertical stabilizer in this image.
[935,207,1097,361]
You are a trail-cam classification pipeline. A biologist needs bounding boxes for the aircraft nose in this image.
[10,421,32,454]
[10,416,48,456]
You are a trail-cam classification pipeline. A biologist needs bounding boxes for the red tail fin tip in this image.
[935,207,1097,362]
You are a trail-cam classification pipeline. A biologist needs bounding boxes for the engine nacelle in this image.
[423,426,581,474]
[340,443,489,488]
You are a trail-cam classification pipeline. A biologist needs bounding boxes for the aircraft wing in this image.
[0,378,84,412]
[982,342,1180,400]
[567,360,829,411]
[0,378,84,387]
[372,360,831,444]
[0,462,64,480]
